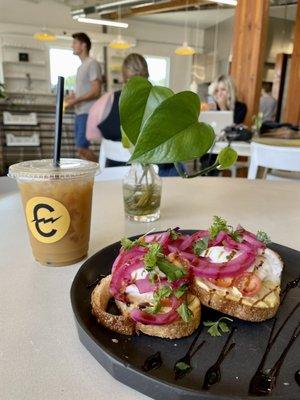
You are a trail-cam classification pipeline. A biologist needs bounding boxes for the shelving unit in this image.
[0,34,50,94]
[0,105,100,175]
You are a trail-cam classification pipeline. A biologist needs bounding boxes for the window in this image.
[144,55,170,87]
[49,48,81,91]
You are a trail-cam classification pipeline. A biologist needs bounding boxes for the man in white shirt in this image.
[65,32,101,161]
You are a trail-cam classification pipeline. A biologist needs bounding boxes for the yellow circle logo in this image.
[25,197,70,244]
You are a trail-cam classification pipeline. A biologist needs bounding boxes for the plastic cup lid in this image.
[8,158,99,181]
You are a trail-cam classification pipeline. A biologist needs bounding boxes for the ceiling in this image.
[132,8,235,29]
[19,1,298,30]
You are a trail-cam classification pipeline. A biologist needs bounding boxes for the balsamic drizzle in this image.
[249,321,300,396]
[202,328,236,390]
[295,370,300,387]
[86,274,106,288]
[280,275,300,305]
[249,277,300,397]
[174,328,205,380]
[142,351,162,372]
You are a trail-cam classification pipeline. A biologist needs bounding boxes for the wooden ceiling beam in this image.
[101,0,212,20]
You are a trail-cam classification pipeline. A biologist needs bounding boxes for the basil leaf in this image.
[176,302,193,322]
[157,259,187,282]
[193,237,210,256]
[129,92,215,163]
[216,147,238,170]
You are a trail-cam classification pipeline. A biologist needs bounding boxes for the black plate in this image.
[70,231,300,400]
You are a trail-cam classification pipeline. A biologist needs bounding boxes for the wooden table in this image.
[1,177,300,400]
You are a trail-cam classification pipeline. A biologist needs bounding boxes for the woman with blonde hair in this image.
[86,53,149,166]
[209,75,247,124]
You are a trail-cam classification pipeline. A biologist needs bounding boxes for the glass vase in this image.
[123,163,162,222]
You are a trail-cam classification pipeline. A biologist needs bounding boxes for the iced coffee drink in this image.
[8,159,99,266]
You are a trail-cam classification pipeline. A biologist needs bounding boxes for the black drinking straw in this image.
[53,76,64,167]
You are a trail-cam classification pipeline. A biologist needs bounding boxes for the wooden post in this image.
[272,53,289,122]
[284,2,300,125]
[231,0,269,126]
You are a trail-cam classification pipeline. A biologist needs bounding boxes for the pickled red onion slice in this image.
[191,251,256,279]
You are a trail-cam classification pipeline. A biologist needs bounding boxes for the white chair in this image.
[248,142,300,180]
[99,138,131,170]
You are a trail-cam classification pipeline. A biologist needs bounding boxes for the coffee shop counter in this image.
[1,177,300,400]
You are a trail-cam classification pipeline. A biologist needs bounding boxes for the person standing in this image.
[65,32,102,161]
[259,82,277,122]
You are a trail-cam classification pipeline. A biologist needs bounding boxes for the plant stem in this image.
[174,162,219,179]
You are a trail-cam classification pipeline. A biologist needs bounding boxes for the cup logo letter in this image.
[26,197,70,243]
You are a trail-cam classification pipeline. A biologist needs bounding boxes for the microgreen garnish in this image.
[193,237,210,256]
[168,227,182,241]
[145,285,172,314]
[154,285,173,300]
[120,228,156,250]
[144,243,163,271]
[175,284,189,298]
[177,302,193,322]
[157,259,187,282]
[175,361,191,372]
[257,231,271,244]
[209,216,229,239]
[230,230,242,242]
[120,237,135,250]
[203,317,233,337]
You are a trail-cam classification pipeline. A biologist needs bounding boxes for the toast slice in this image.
[91,275,200,339]
[192,248,283,322]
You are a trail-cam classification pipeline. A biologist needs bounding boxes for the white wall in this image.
[114,19,205,92]
[0,0,205,92]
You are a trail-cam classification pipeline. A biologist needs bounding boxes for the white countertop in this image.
[1,177,300,400]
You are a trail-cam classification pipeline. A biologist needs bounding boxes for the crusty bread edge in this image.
[91,275,135,335]
[91,275,201,339]
[191,282,279,322]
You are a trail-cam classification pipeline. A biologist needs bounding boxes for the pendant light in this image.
[109,7,131,49]
[34,28,57,42]
[175,1,195,56]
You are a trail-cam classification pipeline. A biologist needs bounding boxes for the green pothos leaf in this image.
[129,91,215,164]
[216,147,238,170]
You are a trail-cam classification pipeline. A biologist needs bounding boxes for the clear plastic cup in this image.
[8,159,99,266]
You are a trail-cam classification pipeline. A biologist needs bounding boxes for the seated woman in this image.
[208,74,247,124]
[86,53,149,167]
[87,53,179,176]
[201,75,247,175]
